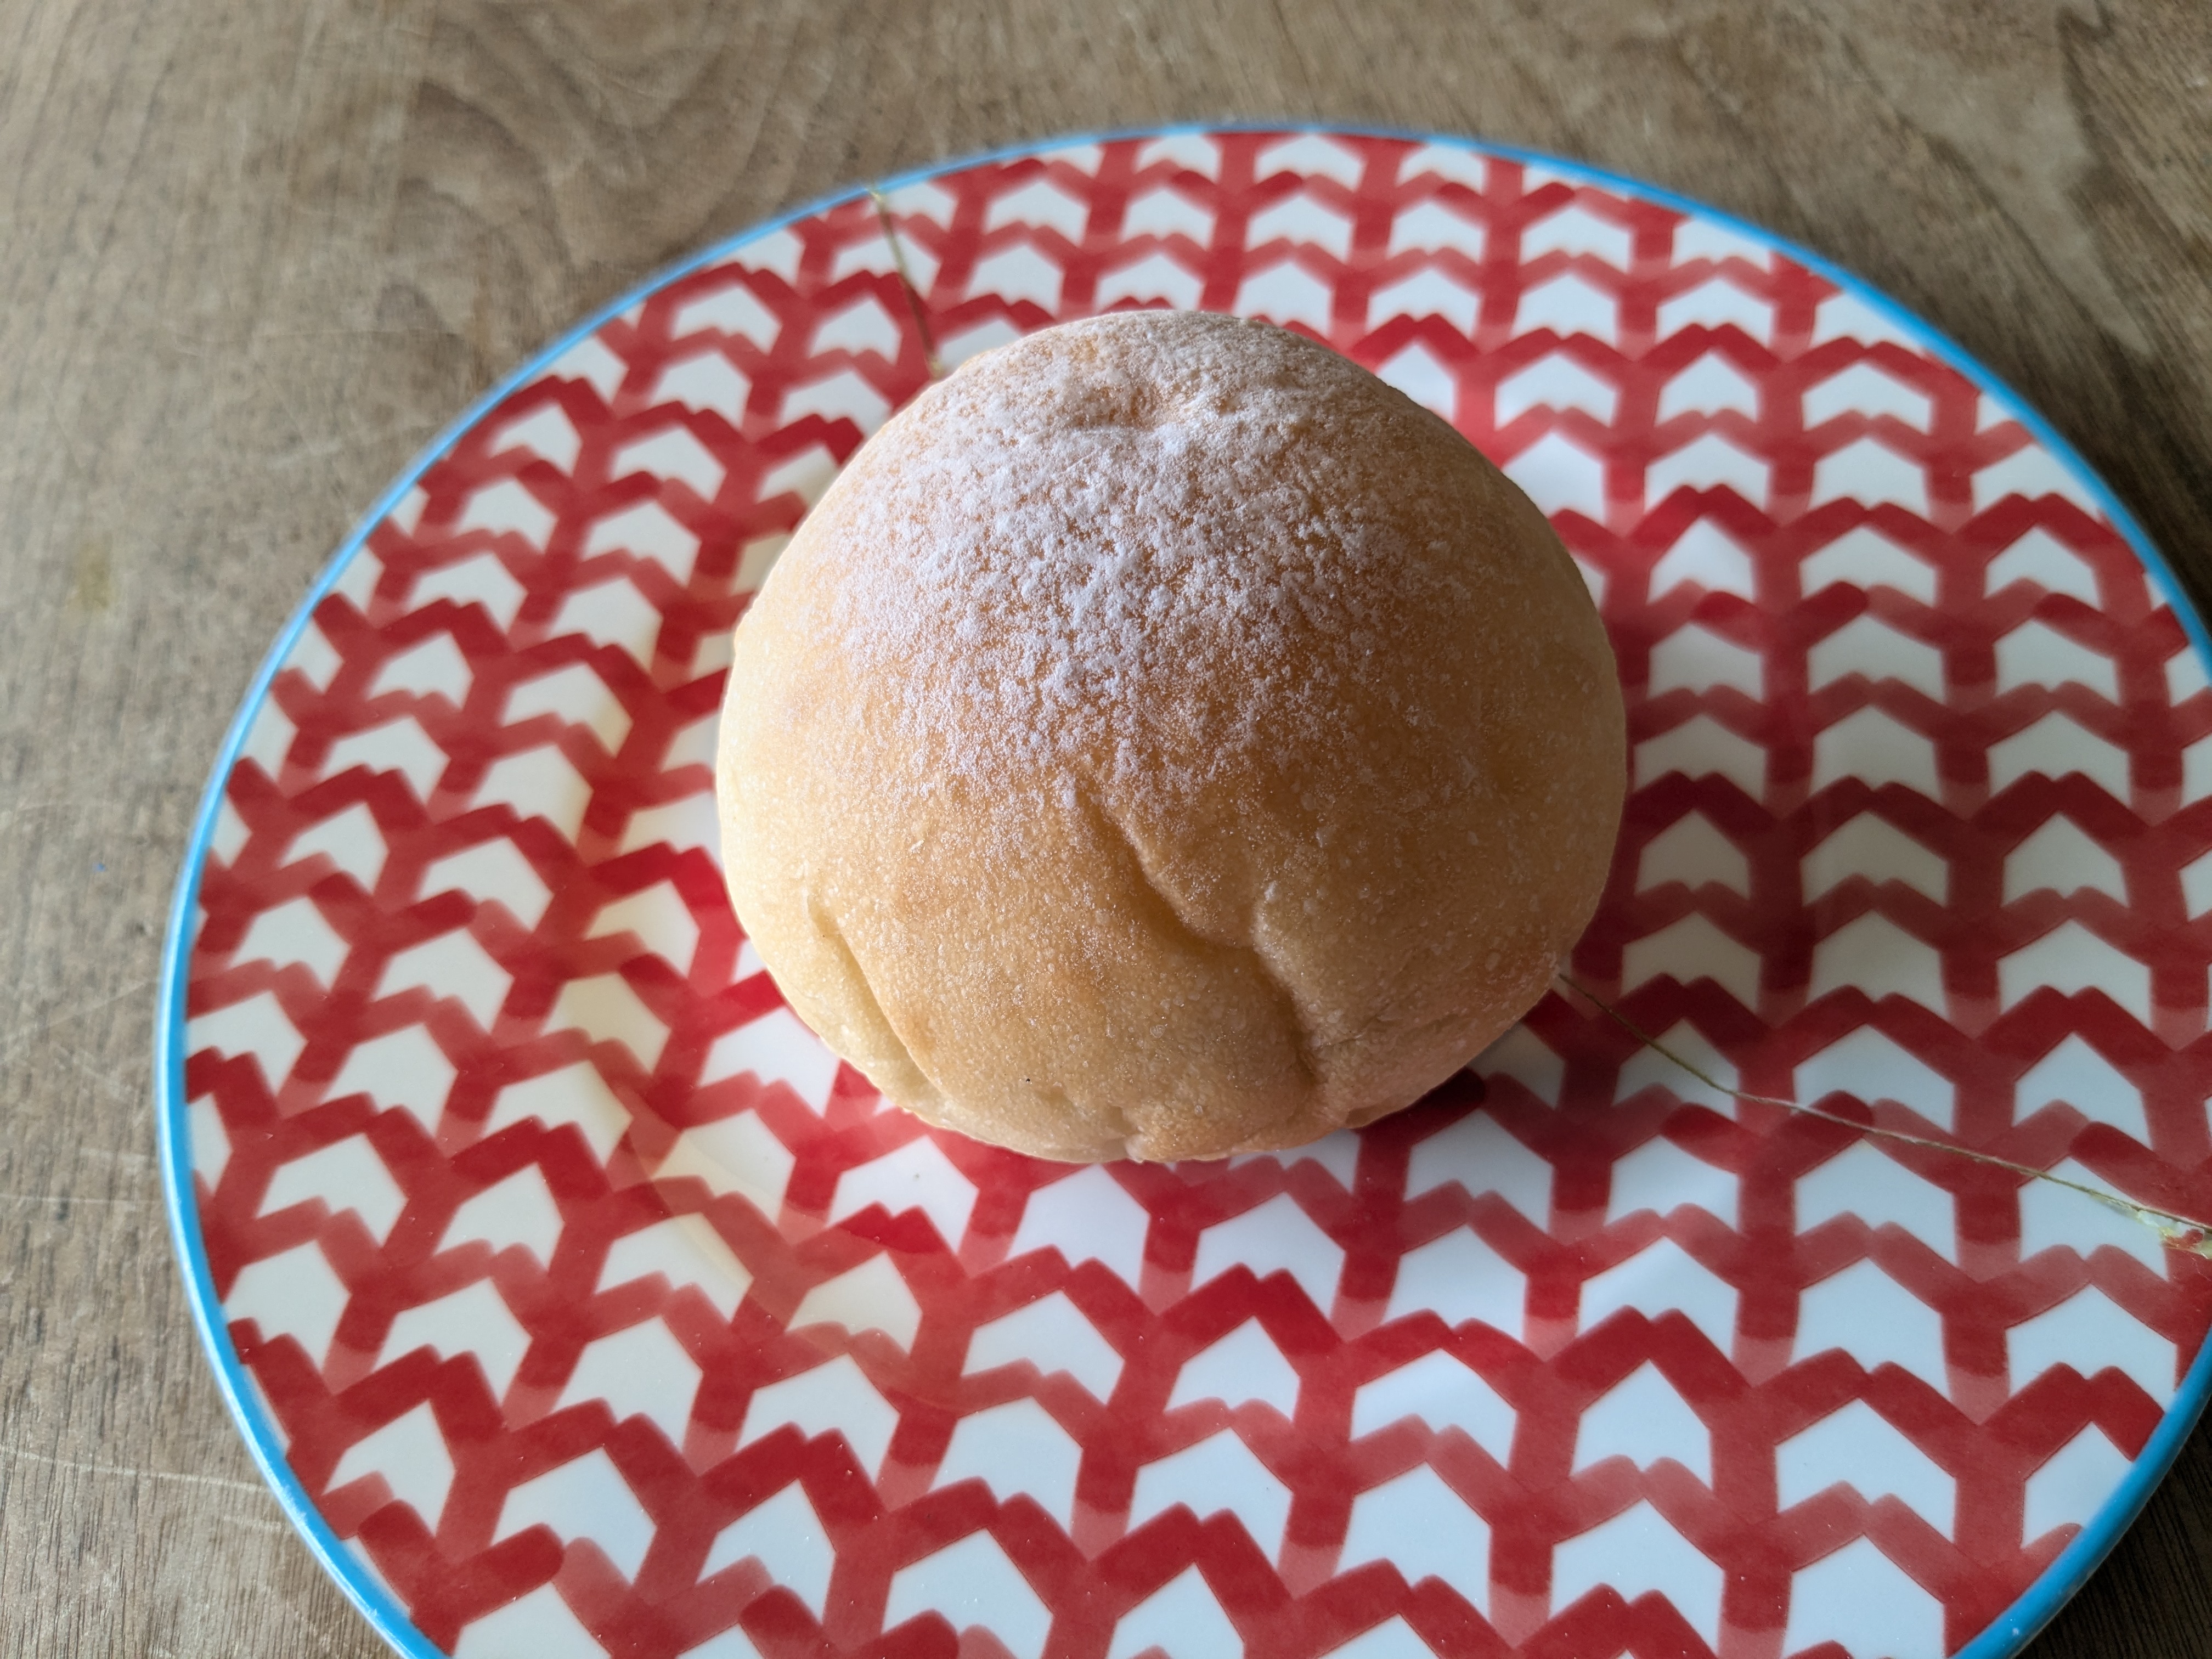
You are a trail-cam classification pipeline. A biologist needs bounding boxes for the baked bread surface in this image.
[718,311,1624,1161]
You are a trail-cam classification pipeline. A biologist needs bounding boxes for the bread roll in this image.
[716,311,1623,1162]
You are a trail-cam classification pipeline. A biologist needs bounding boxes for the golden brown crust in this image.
[718,311,1624,1161]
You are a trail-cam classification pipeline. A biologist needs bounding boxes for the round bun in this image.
[716,311,1624,1162]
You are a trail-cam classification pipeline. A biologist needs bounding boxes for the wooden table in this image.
[4,1,2210,1651]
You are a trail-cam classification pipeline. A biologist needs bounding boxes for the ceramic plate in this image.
[160,126,2212,1659]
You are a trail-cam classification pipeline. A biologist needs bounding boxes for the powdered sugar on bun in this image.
[719,311,1624,1161]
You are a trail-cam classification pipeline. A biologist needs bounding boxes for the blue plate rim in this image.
[154,117,2212,1659]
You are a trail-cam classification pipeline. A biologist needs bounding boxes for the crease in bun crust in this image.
[716,311,1626,1162]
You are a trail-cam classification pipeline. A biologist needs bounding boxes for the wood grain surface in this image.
[4,1,2210,1652]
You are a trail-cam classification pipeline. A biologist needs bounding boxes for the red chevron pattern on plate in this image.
[166,128,2212,1659]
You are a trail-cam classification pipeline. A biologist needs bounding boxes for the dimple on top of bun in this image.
[720,310,1625,1163]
